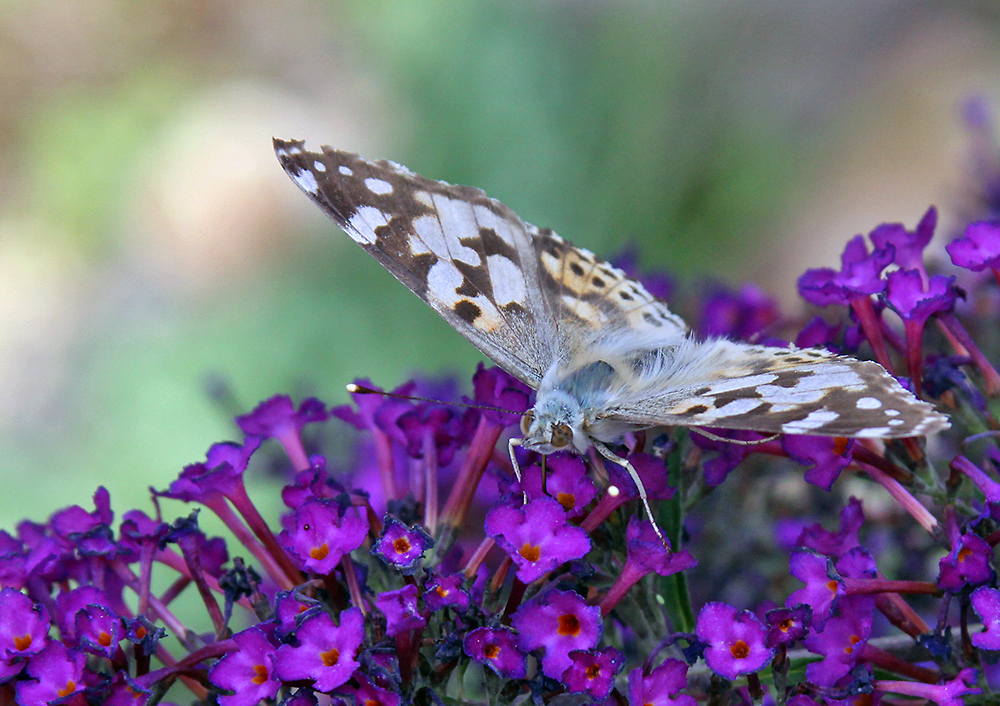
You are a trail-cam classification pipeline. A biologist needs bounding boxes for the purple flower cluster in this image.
[3,108,1000,705]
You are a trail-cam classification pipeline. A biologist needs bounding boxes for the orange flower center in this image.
[251,664,269,685]
[310,543,330,560]
[98,631,112,647]
[730,640,750,659]
[321,647,340,667]
[556,492,575,511]
[519,544,541,562]
[393,537,412,554]
[557,614,581,636]
[586,664,601,679]
[483,643,500,659]
[13,635,31,651]
[844,634,862,654]
[57,682,77,698]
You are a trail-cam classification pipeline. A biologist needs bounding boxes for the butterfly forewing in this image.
[274,139,557,385]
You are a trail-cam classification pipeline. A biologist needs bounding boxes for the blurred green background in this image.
[0,1,998,528]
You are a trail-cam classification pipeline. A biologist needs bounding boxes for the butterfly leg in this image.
[508,438,529,504]
[592,441,667,546]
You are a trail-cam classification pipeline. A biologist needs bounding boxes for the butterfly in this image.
[273,138,949,537]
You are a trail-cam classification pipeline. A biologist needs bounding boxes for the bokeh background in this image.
[0,1,998,528]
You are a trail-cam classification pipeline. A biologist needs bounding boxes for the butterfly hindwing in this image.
[606,340,949,437]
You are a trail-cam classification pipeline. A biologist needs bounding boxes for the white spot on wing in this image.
[365,178,393,195]
[488,254,526,306]
[856,397,882,409]
[703,398,763,418]
[347,206,390,244]
[855,427,892,438]
[428,193,482,266]
[781,409,840,433]
[338,165,353,176]
[291,169,318,194]
[314,161,327,172]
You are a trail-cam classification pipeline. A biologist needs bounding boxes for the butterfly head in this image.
[518,390,590,454]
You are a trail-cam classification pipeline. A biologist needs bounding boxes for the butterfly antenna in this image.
[345,383,522,416]
[693,428,781,446]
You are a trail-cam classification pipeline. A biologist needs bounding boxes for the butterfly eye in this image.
[520,411,535,436]
[550,423,573,449]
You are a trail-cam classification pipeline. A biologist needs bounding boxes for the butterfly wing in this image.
[601,338,949,438]
[275,139,563,385]
[274,139,687,386]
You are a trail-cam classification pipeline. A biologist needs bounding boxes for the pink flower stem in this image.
[857,462,938,534]
[939,312,1000,395]
[850,295,894,373]
[903,319,925,396]
[860,643,939,682]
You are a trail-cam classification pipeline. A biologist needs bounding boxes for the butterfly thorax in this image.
[521,358,642,454]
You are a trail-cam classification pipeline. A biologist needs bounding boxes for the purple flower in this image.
[696,602,773,680]
[74,604,123,658]
[374,584,426,637]
[471,364,532,426]
[794,317,843,351]
[102,670,153,705]
[274,607,364,692]
[344,673,401,706]
[562,647,623,699]
[699,282,780,342]
[159,437,261,508]
[795,497,864,558]
[798,235,893,306]
[520,454,596,516]
[937,531,995,592]
[398,401,475,466]
[14,641,85,705]
[971,586,1000,650]
[765,604,812,648]
[628,659,696,706]
[802,596,874,687]
[424,572,470,613]
[884,268,957,391]
[691,431,767,486]
[209,627,280,706]
[370,517,432,575]
[0,588,50,661]
[463,626,526,679]
[273,591,321,639]
[600,517,696,615]
[280,499,368,574]
[869,206,937,278]
[53,586,112,639]
[237,395,327,471]
[511,589,602,678]
[782,436,854,491]
[798,234,895,368]
[484,497,590,583]
[947,220,1000,272]
[875,667,981,706]
[884,270,956,325]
